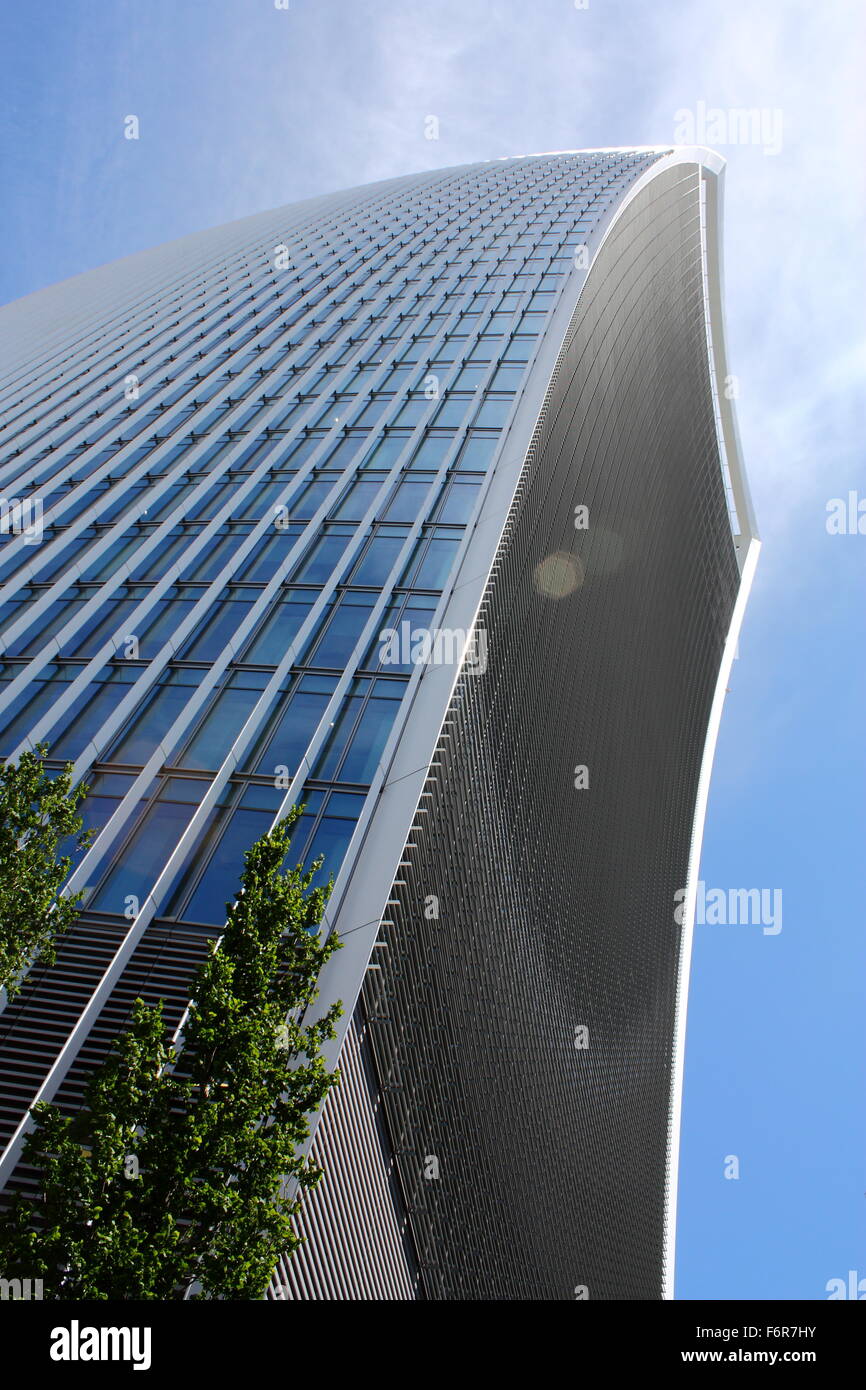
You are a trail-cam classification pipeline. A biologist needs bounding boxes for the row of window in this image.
[76,772,366,926]
[3,151,637,460]
[1,155,657,928]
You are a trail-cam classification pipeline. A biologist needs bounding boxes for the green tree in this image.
[0,807,342,1299]
[0,744,89,999]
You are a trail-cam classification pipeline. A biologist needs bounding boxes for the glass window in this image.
[50,669,140,761]
[99,482,147,525]
[392,395,428,426]
[289,526,355,584]
[452,365,486,391]
[365,594,438,673]
[56,593,137,662]
[234,523,304,583]
[301,790,366,886]
[312,678,405,784]
[378,366,413,393]
[289,478,336,518]
[433,336,467,364]
[106,669,202,765]
[81,529,152,583]
[352,396,392,428]
[243,674,336,776]
[348,527,409,586]
[126,528,190,582]
[178,787,281,925]
[490,364,524,392]
[514,311,546,335]
[434,480,482,525]
[456,433,499,472]
[88,791,202,915]
[320,434,369,471]
[381,479,431,523]
[280,789,325,871]
[473,397,511,429]
[182,528,247,582]
[310,397,351,431]
[184,478,236,522]
[176,670,270,771]
[10,594,94,659]
[399,530,462,589]
[466,339,497,364]
[237,588,317,664]
[232,476,294,520]
[330,478,383,521]
[359,434,410,471]
[502,337,534,363]
[0,671,68,753]
[176,593,257,661]
[139,479,199,523]
[431,396,471,428]
[407,432,456,470]
[302,592,377,667]
[58,771,137,886]
[133,594,201,658]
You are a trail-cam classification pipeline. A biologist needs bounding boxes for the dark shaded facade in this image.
[358,166,741,1299]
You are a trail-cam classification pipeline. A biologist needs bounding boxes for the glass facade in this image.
[0,151,657,931]
[0,150,756,1300]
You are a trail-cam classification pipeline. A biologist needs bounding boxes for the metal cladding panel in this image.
[268,1011,421,1301]
[356,164,741,1300]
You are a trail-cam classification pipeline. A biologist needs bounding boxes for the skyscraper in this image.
[0,148,758,1299]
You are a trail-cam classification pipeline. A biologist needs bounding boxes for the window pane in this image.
[400,534,461,588]
[304,803,357,885]
[107,672,201,764]
[349,529,408,586]
[303,593,376,667]
[89,798,198,914]
[382,480,430,523]
[435,480,481,524]
[176,676,266,771]
[290,528,354,584]
[473,397,511,428]
[177,597,255,661]
[330,479,382,521]
[456,433,499,472]
[181,805,274,925]
[310,693,364,780]
[246,677,336,776]
[238,589,316,664]
[407,432,456,470]
[338,690,403,782]
[51,677,133,761]
[360,435,409,471]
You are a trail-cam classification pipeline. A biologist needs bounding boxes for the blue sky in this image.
[1,0,863,1299]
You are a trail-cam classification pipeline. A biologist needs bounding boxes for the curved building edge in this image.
[299,147,759,1299]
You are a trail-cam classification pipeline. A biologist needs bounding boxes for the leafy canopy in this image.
[0,806,342,1299]
[0,744,89,999]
